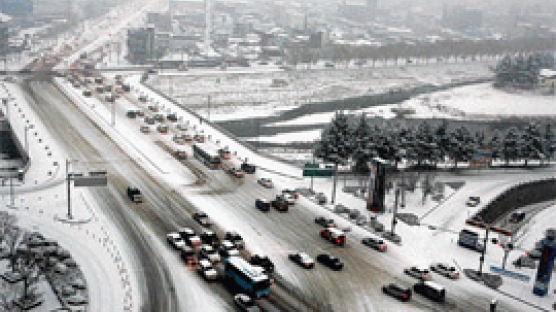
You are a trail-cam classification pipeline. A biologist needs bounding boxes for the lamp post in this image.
[478,225,490,277]
[24,125,29,154]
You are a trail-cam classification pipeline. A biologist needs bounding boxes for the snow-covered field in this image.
[149,62,493,122]
[241,81,556,145]
[403,82,556,118]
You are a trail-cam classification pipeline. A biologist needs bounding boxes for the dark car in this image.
[227,167,245,178]
[233,294,261,312]
[509,211,525,223]
[224,231,244,249]
[382,283,411,302]
[199,231,219,247]
[179,245,196,264]
[250,254,274,274]
[271,196,289,212]
[413,281,445,302]
[316,254,344,271]
[314,216,336,228]
[288,252,314,269]
[404,266,431,281]
[178,227,201,247]
[362,237,387,252]
[255,199,270,212]
[430,263,459,279]
[193,212,213,227]
[241,163,256,174]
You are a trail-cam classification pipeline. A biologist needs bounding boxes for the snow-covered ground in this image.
[403,82,556,119]
[0,83,140,312]
[148,62,493,122]
[309,172,556,310]
[57,70,556,310]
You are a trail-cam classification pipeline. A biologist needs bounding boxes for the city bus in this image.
[224,256,271,298]
[193,142,221,169]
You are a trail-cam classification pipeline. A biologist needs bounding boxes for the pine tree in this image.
[351,114,375,173]
[314,111,353,203]
[434,120,450,164]
[488,130,502,165]
[543,124,555,161]
[503,127,520,165]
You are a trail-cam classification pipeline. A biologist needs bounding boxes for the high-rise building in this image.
[127,26,155,64]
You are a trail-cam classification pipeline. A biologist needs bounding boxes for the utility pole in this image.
[8,177,14,208]
[310,152,315,192]
[391,188,400,235]
[331,163,338,204]
[24,125,29,154]
[207,95,211,122]
[66,159,72,219]
[478,225,490,277]
[111,101,115,126]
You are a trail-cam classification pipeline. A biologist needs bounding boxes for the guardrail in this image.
[466,178,556,235]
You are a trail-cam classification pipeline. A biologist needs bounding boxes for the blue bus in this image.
[224,256,270,298]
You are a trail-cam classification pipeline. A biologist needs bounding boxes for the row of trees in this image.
[315,112,556,174]
[494,52,555,89]
[286,36,556,68]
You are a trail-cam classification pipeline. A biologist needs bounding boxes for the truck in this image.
[457,229,484,252]
[127,186,143,203]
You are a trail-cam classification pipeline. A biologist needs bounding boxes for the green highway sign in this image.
[304,163,320,168]
[303,164,333,177]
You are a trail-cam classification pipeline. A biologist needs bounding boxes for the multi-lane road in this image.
[22,77,232,311]
[27,69,546,311]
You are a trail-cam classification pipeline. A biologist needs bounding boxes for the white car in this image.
[283,194,295,206]
[466,196,480,207]
[197,259,218,281]
[200,245,221,263]
[218,240,240,258]
[257,178,273,188]
[167,232,185,250]
[289,252,315,269]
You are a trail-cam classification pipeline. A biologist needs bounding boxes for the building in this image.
[147,12,171,32]
[539,69,556,90]
[0,15,8,62]
[127,26,155,64]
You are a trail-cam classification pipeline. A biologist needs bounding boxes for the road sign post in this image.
[66,159,107,220]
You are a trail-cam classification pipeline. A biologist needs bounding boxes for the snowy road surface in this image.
[23,79,231,311]
[52,72,552,311]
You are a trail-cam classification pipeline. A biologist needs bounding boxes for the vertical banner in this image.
[367,159,386,213]
[533,229,556,296]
